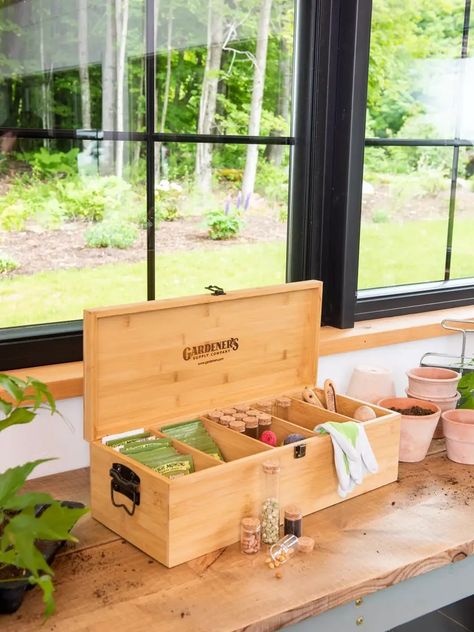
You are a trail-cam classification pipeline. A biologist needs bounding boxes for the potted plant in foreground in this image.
[0,373,88,617]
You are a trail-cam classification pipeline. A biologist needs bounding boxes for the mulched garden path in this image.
[1,214,287,277]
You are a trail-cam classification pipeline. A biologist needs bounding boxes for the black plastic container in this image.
[0,501,85,616]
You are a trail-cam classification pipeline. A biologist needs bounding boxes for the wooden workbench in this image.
[4,445,474,632]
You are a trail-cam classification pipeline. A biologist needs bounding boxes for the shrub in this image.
[205,210,242,240]
[372,208,390,223]
[254,160,289,206]
[156,182,183,222]
[0,252,18,273]
[21,147,79,179]
[85,220,139,249]
[0,199,28,231]
[58,180,106,222]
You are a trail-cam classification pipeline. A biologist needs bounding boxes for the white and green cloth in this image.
[315,421,378,498]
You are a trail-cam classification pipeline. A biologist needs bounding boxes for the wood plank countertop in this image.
[5,446,474,632]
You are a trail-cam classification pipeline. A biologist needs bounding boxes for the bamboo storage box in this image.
[84,281,400,567]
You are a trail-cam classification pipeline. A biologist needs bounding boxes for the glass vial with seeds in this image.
[219,415,234,427]
[229,419,245,433]
[240,517,261,554]
[270,534,299,565]
[256,399,274,414]
[261,461,281,544]
[284,505,303,538]
[258,413,272,438]
[243,416,259,439]
[208,410,223,423]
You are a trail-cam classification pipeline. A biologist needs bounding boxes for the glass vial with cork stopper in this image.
[274,397,291,420]
[284,505,302,537]
[261,461,281,544]
[240,517,261,554]
[270,534,299,565]
[243,416,259,439]
[258,413,272,438]
[229,419,245,433]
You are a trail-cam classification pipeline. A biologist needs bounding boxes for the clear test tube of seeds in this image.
[261,461,281,545]
[234,412,246,421]
[275,397,291,421]
[246,409,260,418]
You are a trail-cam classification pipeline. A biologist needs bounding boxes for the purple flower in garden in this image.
[224,197,231,215]
[244,192,251,211]
[236,191,242,210]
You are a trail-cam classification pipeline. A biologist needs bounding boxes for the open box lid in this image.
[83,281,322,441]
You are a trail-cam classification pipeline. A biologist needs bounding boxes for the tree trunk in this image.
[267,38,290,166]
[78,0,92,140]
[195,0,223,192]
[242,0,273,199]
[160,8,173,134]
[115,0,129,178]
[101,1,117,175]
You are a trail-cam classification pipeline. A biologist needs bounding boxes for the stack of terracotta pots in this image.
[405,367,461,439]
[378,367,462,463]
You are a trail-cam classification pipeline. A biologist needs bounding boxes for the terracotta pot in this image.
[442,409,474,465]
[378,397,441,463]
[405,389,461,439]
[406,367,461,399]
[347,365,395,404]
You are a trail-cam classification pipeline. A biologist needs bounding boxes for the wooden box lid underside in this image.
[84,281,322,441]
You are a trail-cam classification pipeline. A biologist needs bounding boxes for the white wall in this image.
[2,333,467,479]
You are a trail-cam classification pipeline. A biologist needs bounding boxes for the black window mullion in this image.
[145,0,155,301]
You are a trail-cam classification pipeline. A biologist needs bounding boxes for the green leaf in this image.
[3,491,55,511]
[34,503,89,542]
[30,574,56,618]
[0,373,23,403]
[3,523,53,576]
[0,407,36,432]
[0,399,13,416]
[0,459,52,505]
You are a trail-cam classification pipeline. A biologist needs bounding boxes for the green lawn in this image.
[1,218,473,328]
[358,218,474,289]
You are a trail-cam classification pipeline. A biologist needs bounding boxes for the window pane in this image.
[0,0,145,131]
[367,0,468,140]
[451,146,474,280]
[154,0,294,136]
[358,146,453,290]
[0,139,147,327]
[154,141,288,297]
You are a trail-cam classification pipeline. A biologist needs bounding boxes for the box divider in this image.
[200,417,274,461]
[149,427,224,471]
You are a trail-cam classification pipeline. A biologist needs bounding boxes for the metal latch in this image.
[294,444,306,459]
[110,463,141,516]
[205,285,226,296]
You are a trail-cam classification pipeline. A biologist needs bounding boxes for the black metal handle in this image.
[205,285,226,296]
[110,463,140,516]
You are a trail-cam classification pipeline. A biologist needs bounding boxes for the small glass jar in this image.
[284,505,303,537]
[219,414,234,427]
[240,517,261,554]
[256,399,274,414]
[246,409,260,418]
[261,461,280,544]
[269,534,299,565]
[234,412,246,421]
[208,410,223,422]
[229,419,245,433]
[258,413,272,438]
[243,416,259,439]
[235,403,251,413]
[275,397,291,420]
[222,407,237,416]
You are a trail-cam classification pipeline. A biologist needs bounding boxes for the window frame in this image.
[1,0,474,370]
